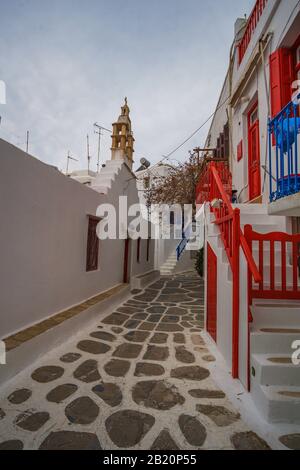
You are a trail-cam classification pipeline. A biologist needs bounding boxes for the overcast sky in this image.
[0,0,254,172]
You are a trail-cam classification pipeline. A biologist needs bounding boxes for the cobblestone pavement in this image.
[0,271,274,450]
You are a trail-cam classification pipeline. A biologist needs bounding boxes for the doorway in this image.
[248,102,261,201]
[123,238,131,284]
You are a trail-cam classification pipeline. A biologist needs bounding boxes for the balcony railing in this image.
[238,0,268,65]
[268,96,300,202]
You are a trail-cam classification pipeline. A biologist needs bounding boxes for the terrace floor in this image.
[0,271,282,450]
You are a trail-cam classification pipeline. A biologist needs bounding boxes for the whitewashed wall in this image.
[0,139,154,339]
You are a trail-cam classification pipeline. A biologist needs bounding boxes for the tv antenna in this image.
[94,123,111,173]
[86,134,92,172]
[66,151,78,175]
[26,131,29,153]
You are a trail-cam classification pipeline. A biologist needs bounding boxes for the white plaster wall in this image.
[238,250,249,389]
[0,139,154,339]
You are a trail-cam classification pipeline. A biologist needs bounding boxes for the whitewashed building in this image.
[135,162,195,274]
[197,0,300,424]
[0,100,158,386]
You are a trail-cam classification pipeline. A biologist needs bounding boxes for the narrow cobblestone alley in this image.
[0,271,271,450]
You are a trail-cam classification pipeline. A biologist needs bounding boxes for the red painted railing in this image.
[244,225,300,301]
[197,162,261,378]
[238,0,268,65]
[196,161,232,206]
[197,161,300,384]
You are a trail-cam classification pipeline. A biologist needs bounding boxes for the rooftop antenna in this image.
[94,123,111,173]
[26,131,29,153]
[66,151,78,175]
[87,134,92,172]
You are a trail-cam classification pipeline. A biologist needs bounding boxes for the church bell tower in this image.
[111,98,135,170]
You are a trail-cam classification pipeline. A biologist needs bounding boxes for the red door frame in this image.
[123,238,130,283]
[247,101,261,201]
[206,242,217,342]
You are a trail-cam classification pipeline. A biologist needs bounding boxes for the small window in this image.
[147,238,151,262]
[250,107,258,125]
[137,237,141,263]
[86,216,100,272]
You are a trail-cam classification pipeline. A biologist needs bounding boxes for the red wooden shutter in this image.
[269,48,293,117]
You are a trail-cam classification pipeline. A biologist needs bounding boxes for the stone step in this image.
[250,224,283,234]
[240,214,287,227]
[251,303,300,328]
[165,258,177,264]
[250,327,300,354]
[235,203,268,214]
[251,382,300,424]
[251,353,300,386]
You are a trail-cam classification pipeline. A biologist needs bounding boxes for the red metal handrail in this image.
[210,165,261,283]
[197,162,261,378]
[238,0,268,65]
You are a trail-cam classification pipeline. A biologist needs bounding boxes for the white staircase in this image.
[210,203,300,423]
[250,300,300,424]
[91,160,123,194]
[160,252,178,275]
[236,204,300,423]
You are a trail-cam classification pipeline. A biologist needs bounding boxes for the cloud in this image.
[0,0,255,170]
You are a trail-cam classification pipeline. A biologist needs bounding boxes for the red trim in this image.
[232,209,240,378]
[237,140,243,161]
[206,242,217,343]
[202,163,261,379]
